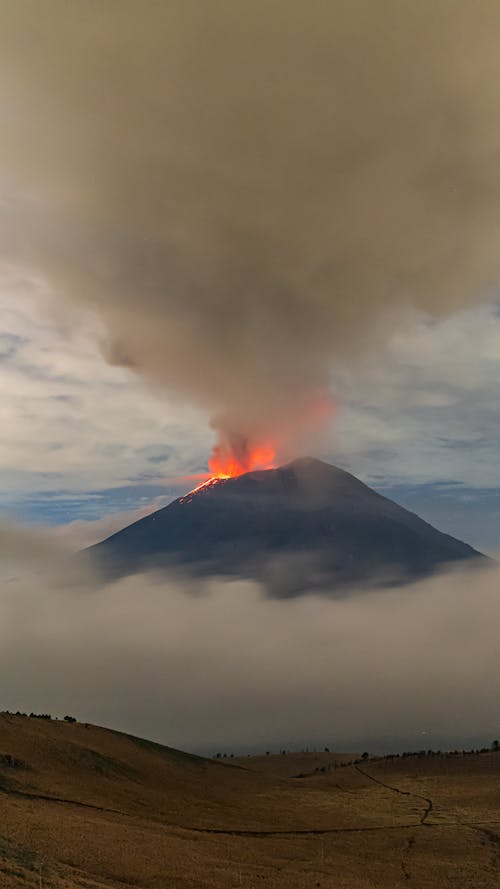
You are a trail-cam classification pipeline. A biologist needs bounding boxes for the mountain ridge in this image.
[87,457,485,595]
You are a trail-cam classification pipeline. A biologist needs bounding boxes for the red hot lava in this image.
[181,394,335,497]
[208,441,276,479]
[180,440,276,500]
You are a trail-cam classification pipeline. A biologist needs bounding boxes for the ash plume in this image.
[1,1,500,457]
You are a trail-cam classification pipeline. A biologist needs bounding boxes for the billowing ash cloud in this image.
[1,2,500,459]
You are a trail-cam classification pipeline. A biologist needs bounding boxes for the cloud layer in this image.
[1,523,497,753]
[2,2,500,458]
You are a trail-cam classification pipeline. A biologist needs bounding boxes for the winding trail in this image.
[0,785,126,817]
[3,775,499,841]
[354,764,434,824]
[353,763,435,883]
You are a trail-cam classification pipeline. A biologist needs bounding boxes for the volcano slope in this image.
[1,713,500,889]
[88,458,484,594]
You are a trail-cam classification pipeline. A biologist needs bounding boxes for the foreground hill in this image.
[1,713,500,888]
[89,457,484,594]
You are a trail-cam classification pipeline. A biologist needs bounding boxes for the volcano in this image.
[88,458,485,594]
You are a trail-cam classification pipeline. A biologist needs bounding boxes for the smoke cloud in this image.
[0,519,71,581]
[0,520,497,752]
[1,2,500,458]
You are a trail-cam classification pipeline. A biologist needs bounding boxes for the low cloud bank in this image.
[0,522,497,754]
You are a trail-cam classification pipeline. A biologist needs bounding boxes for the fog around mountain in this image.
[1,518,497,754]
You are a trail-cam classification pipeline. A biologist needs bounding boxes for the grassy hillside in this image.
[1,713,499,888]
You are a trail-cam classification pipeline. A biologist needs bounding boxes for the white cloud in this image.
[52,501,168,550]
[328,303,500,487]
[0,266,212,497]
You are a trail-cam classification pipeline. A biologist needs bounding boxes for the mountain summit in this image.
[89,458,484,594]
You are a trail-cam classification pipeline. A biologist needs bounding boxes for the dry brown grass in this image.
[0,713,499,888]
[231,750,357,778]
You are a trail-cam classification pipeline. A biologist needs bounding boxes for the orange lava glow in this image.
[208,442,276,479]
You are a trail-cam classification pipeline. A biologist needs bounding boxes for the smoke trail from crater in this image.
[1,1,500,459]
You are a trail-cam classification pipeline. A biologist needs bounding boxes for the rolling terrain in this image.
[1,713,499,888]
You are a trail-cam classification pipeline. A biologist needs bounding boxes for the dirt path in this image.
[0,785,126,817]
[3,775,499,842]
[355,764,433,824]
